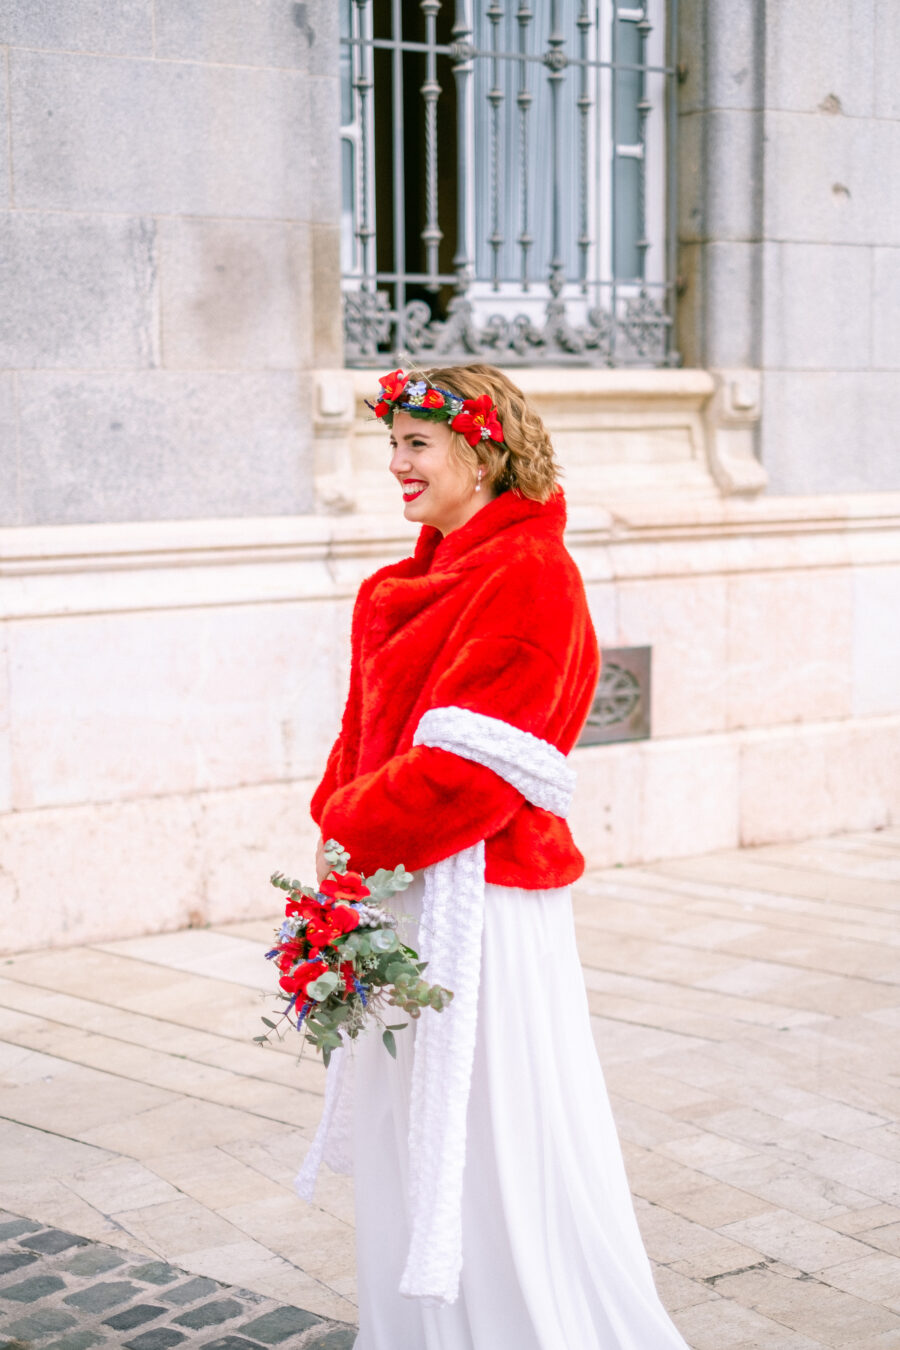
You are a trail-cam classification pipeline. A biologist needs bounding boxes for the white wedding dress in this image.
[350,873,690,1350]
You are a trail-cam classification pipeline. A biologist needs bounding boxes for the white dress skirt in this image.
[351,874,691,1350]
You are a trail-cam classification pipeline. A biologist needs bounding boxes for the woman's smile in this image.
[402,478,428,501]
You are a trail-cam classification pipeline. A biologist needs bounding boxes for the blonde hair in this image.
[421,363,560,503]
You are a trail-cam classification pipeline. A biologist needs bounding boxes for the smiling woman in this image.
[301,363,691,1350]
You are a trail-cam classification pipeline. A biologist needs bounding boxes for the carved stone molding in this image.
[703,368,768,497]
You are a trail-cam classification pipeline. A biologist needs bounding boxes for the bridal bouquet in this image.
[256,838,453,1065]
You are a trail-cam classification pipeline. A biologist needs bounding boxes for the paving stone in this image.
[159,1277,221,1306]
[198,1339,268,1350]
[21,1229,90,1256]
[239,1305,322,1342]
[1,1305,78,1336]
[0,1251,38,1276]
[173,1298,245,1329]
[63,1280,142,1312]
[303,1331,356,1350]
[1,1273,66,1301]
[123,1332,187,1350]
[44,1332,108,1350]
[0,1220,42,1241]
[62,1248,127,1277]
[130,1262,181,1287]
[103,1302,167,1330]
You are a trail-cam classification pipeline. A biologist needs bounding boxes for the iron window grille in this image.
[340,0,679,368]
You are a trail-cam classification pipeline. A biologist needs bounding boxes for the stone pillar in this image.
[0,1,343,527]
[675,0,900,495]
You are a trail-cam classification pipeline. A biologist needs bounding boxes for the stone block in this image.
[0,56,9,209]
[764,0,875,117]
[678,109,762,244]
[762,241,872,372]
[761,371,900,494]
[873,246,900,370]
[128,1263,180,1288]
[0,1218,41,1239]
[21,1228,88,1254]
[2,1272,66,1300]
[43,1332,107,1350]
[173,1297,245,1327]
[725,568,853,729]
[704,241,762,369]
[103,1303,167,1330]
[0,0,153,55]
[0,212,158,370]
[0,778,319,952]
[852,567,900,717]
[763,110,900,247]
[0,1249,38,1274]
[15,371,314,525]
[200,1339,268,1350]
[10,51,332,222]
[63,1279,143,1311]
[2,1306,78,1337]
[311,225,344,369]
[0,372,19,526]
[304,1332,356,1350]
[739,716,900,845]
[7,597,344,809]
[875,0,900,118]
[239,1305,321,1341]
[614,576,729,737]
[153,0,339,72]
[677,0,764,115]
[124,1331,186,1350]
[63,1248,128,1276]
[159,219,312,371]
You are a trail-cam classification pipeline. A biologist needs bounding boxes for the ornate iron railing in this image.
[340,0,679,368]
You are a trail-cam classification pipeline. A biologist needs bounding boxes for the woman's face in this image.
[388,410,491,536]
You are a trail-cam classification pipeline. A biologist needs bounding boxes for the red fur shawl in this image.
[311,487,600,888]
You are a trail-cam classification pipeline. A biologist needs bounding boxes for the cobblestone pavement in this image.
[0,1213,354,1350]
[1,827,899,1349]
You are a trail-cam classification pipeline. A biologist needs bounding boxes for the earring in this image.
[475,468,483,493]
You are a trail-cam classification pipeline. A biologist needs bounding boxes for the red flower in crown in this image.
[373,368,409,418]
[421,388,445,409]
[450,394,504,447]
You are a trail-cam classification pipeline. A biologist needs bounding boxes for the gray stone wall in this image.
[677,0,900,494]
[0,1,341,526]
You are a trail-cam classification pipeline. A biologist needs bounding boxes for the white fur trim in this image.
[295,705,576,1306]
[413,705,575,819]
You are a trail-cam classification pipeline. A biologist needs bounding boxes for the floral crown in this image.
[367,369,504,447]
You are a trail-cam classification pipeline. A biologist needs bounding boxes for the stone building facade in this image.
[0,1,898,950]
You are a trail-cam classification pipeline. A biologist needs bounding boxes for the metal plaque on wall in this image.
[578,646,652,746]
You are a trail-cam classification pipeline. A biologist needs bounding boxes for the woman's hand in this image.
[315,834,330,885]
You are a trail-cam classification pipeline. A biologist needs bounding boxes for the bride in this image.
[301,363,690,1349]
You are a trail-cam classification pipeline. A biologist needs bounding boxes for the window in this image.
[340,1,677,368]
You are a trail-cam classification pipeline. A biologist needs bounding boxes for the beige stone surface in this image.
[0,825,898,1345]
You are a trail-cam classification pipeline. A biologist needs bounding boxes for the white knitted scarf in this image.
[295,705,576,1306]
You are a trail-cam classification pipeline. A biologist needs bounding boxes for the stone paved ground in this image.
[0,1213,353,1349]
[0,826,899,1349]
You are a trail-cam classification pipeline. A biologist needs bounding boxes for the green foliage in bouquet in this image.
[259,839,453,1065]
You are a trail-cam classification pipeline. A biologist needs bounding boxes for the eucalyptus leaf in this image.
[307,971,340,1001]
[261,1017,278,1029]
[370,929,398,954]
[382,1029,397,1058]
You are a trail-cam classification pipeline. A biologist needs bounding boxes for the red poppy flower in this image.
[421,388,445,409]
[450,394,504,446]
[373,368,408,418]
[305,902,361,950]
[285,894,322,921]
[320,871,370,904]
[275,938,306,974]
[279,957,327,998]
[340,960,357,994]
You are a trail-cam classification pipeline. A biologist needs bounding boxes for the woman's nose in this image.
[389,448,409,476]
